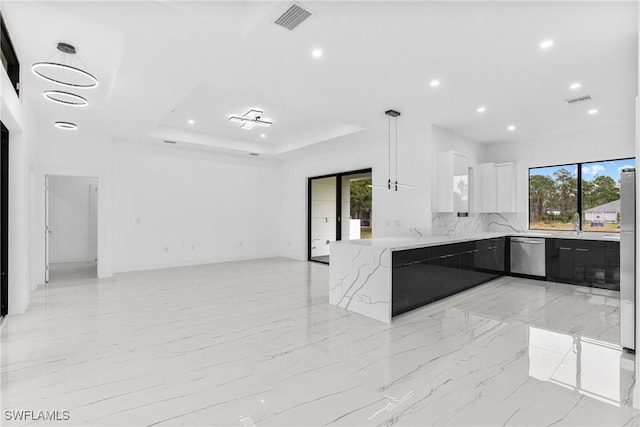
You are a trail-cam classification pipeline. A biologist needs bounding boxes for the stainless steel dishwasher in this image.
[510,237,546,277]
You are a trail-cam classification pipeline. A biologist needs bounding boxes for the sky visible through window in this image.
[529,159,635,232]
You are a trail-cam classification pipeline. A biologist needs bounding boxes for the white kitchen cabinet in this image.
[495,163,516,212]
[436,151,469,213]
[472,162,516,213]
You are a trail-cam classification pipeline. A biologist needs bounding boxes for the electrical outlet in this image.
[394,220,402,227]
[136,218,141,223]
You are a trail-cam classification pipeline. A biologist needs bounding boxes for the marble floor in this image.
[48,261,98,284]
[1,257,639,426]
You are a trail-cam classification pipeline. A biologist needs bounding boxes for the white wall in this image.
[279,122,432,260]
[483,122,635,215]
[112,141,282,272]
[1,56,35,314]
[31,129,114,282]
[48,176,98,263]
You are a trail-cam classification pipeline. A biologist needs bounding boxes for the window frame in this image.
[528,157,635,232]
[0,13,20,97]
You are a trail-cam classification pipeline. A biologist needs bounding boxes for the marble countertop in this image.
[336,230,620,251]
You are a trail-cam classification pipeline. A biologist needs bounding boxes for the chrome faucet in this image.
[572,212,581,236]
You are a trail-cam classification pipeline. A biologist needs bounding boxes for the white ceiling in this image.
[3,1,638,156]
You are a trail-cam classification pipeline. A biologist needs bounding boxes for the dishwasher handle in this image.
[511,237,545,244]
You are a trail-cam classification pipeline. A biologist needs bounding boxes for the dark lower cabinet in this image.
[546,238,619,291]
[392,238,504,316]
[393,236,619,318]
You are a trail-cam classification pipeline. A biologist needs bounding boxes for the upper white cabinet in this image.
[436,151,469,213]
[472,162,516,213]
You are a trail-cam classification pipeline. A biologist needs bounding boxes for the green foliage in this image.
[350,178,372,218]
[582,175,619,210]
[530,167,620,225]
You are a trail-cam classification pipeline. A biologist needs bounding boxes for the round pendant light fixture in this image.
[43,90,88,107]
[32,43,99,89]
[54,121,78,130]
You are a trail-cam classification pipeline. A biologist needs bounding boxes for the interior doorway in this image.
[45,175,98,283]
[307,168,372,264]
[1,122,8,317]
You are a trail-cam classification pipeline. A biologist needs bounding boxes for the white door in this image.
[44,175,50,283]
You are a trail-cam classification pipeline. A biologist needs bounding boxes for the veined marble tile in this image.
[329,242,391,323]
[1,257,638,426]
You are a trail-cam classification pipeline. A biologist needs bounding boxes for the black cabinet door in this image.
[546,239,574,283]
[573,240,605,286]
[392,240,503,317]
[605,241,620,290]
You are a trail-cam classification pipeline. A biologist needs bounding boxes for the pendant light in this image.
[32,42,95,130]
[369,109,416,191]
[32,43,98,89]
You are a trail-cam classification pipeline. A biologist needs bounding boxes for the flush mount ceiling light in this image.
[43,90,88,107]
[430,79,440,88]
[54,121,78,130]
[477,106,486,113]
[32,43,98,89]
[312,49,323,58]
[188,119,195,125]
[588,108,598,115]
[228,109,273,129]
[570,82,582,90]
[507,125,516,131]
[539,39,554,50]
[260,133,266,138]
[369,109,415,192]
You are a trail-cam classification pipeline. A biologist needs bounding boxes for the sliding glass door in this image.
[1,122,8,317]
[308,168,372,264]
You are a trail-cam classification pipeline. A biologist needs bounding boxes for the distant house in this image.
[584,200,620,224]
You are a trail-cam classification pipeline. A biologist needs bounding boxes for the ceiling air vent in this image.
[274,3,312,31]
[566,95,592,105]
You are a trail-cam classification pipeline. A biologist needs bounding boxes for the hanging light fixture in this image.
[369,109,415,191]
[32,43,98,89]
[54,121,78,131]
[43,90,88,107]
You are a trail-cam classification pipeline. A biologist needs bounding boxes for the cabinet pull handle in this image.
[446,254,455,258]
[559,247,572,250]
[576,248,589,252]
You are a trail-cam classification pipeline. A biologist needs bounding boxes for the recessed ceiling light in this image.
[539,39,554,50]
[312,49,323,58]
[260,133,266,138]
[477,106,486,113]
[569,82,581,90]
[588,108,598,115]
[188,119,195,125]
[430,79,440,88]
[507,125,516,131]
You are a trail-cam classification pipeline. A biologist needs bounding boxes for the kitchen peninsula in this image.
[329,231,620,323]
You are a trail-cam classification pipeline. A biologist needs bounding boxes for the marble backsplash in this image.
[431,212,528,236]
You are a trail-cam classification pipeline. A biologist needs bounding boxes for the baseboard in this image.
[113,253,284,274]
[50,257,96,264]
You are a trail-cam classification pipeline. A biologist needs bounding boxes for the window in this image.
[0,13,20,96]
[529,164,578,231]
[529,158,636,232]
